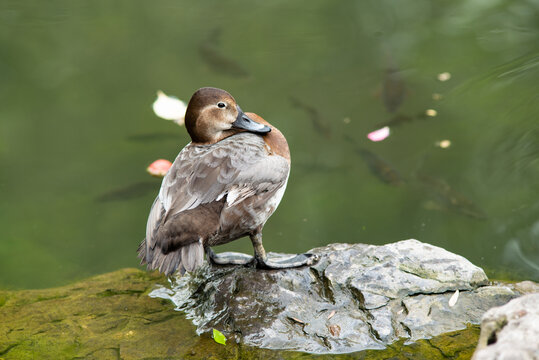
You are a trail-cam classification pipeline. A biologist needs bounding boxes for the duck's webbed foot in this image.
[207,247,254,266]
[250,232,318,269]
[255,252,318,269]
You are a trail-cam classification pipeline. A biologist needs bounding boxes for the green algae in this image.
[0,268,482,359]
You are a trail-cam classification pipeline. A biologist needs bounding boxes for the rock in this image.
[0,266,487,359]
[473,293,539,360]
[512,280,539,295]
[151,239,521,353]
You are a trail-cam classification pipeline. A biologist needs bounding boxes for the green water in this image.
[1,0,538,289]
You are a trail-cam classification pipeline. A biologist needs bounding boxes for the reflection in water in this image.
[96,181,157,202]
[503,239,539,279]
[198,28,249,78]
[416,173,487,220]
[290,97,331,139]
[486,127,539,180]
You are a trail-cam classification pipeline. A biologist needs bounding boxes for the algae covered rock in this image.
[152,239,520,353]
[0,269,240,359]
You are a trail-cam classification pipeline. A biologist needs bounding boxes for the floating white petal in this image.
[152,90,187,125]
[437,72,451,81]
[448,289,459,307]
[367,126,391,142]
[436,139,451,149]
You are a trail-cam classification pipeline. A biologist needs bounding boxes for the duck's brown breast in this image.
[245,112,290,162]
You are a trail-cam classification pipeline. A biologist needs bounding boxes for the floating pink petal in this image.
[147,159,172,177]
[367,126,390,142]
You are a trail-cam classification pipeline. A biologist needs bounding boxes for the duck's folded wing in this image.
[159,134,289,219]
[223,154,289,207]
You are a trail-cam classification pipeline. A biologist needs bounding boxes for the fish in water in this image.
[356,147,405,186]
[290,97,331,139]
[382,67,406,113]
[198,28,249,78]
[96,181,157,202]
[416,173,487,220]
[345,136,404,186]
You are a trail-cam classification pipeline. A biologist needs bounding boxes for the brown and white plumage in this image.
[138,87,309,275]
[140,132,290,274]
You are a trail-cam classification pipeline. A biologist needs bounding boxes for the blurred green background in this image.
[1,0,538,289]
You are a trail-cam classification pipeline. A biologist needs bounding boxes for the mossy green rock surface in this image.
[0,268,255,359]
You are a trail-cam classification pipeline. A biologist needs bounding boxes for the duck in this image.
[138,87,316,275]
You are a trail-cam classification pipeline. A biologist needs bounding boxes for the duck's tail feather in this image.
[181,240,205,272]
[137,239,205,276]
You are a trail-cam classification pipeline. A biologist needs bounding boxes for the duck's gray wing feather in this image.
[159,133,288,218]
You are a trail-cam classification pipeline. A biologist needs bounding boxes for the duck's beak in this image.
[232,106,271,134]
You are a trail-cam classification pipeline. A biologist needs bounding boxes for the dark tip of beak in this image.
[232,106,271,134]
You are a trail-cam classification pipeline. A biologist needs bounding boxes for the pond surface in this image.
[1,0,538,289]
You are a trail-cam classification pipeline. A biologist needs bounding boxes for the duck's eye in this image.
[217,102,226,108]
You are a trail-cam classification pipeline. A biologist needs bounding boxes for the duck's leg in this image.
[250,232,318,269]
[206,247,254,265]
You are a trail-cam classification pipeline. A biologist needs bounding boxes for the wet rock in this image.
[152,239,522,354]
[473,293,539,360]
[0,267,486,359]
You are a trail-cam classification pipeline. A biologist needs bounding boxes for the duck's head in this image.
[185,87,271,144]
